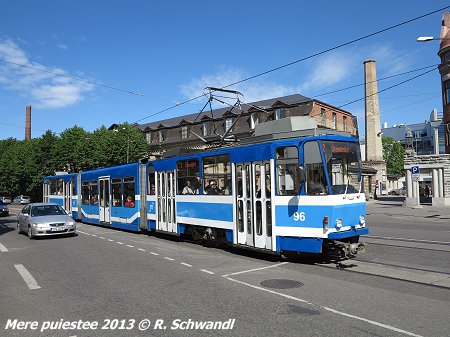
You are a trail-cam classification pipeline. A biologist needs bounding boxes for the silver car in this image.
[17,203,76,239]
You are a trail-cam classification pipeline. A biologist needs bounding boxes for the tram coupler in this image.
[335,242,366,258]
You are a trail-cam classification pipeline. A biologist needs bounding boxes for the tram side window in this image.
[112,178,122,207]
[57,178,63,195]
[123,177,135,207]
[148,169,155,195]
[304,141,327,195]
[275,146,300,195]
[50,179,57,195]
[82,182,90,204]
[176,159,200,195]
[203,154,232,195]
[90,181,98,205]
[72,178,76,195]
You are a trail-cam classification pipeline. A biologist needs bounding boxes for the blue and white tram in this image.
[78,163,145,232]
[43,133,367,256]
[148,134,367,256]
[43,173,79,218]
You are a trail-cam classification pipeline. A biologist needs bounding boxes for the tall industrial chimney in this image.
[364,60,383,161]
[363,59,386,198]
[25,104,31,140]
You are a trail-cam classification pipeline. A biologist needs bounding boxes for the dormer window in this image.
[203,121,213,136]
[225,117,234,132]
[250,113,260,129]
[146,132,152,143]
[159,129,166,142]
[275,108,285,120]
[181,126,189,139]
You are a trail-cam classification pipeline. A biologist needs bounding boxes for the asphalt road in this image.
[0,201,449,337]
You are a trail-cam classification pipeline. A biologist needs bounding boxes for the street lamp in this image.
[416,36,450,42]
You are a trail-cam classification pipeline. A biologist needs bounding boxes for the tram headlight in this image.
[335,219,342,230]
[359,215,366,227]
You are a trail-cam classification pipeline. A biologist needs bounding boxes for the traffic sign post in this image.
[411,166,422,208]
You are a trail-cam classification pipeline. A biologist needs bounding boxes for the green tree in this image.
[382,137,405,176]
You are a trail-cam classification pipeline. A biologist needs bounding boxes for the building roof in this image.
[138,93,313,131]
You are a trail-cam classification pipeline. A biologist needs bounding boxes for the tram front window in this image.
[322,141,361,195]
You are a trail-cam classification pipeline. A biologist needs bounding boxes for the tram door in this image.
[156,171,176,233]
[99,177,111,224]
[63,180,73,214]
[235,162,272,249]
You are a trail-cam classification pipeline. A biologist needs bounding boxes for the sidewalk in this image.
[366,196,450,217]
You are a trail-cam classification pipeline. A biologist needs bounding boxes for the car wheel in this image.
[28,226,34,240]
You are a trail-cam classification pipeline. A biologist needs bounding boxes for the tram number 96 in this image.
[293,212,306,222]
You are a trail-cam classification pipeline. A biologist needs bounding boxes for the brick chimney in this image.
[364,60,383,161]
[25,104,31,140]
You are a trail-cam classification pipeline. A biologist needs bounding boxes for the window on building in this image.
[445,80,450,105]
[50,179,57,195]
[332,113,337,129]
[444,51,450,62]
[275,108,286,120]
[250,113,260,129]
[146,132,152,144]
[181,126,189,139]
[177,159,200,194]
[203,154,232,195]
[158,130,166,142]
[112,178,122,207]
[275,146,300,195]
[203,121,213,136]
[321,109,326,126]
[225,117,234,133]
[123,177,135,207]
[343,116,347,132]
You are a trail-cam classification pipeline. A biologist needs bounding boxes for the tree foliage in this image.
[382,137,405,176]
[0,124,148,201]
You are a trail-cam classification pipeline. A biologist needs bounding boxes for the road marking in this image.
[126,245,134,248]
[138,248,146,252]
[222,262,288,277]
[225,276,423,337]
[201,269,215,275]
[99,237,106,240]
[150,252,159,256]
[0,242,8,252]
[108,239,114,242]
[180,263,193,267]
[164,257,175,261]
[14,264,41,290]
[116,242,123,245]
[91,234,97,237]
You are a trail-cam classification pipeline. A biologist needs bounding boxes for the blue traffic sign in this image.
[411,166,420,174]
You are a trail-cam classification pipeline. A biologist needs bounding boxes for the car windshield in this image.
[31,205,67,217]
[322,141,361,195]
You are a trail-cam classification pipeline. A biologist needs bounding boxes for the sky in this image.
[0,1,449,140]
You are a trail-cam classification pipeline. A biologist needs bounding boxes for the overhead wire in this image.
[134,5,450,124]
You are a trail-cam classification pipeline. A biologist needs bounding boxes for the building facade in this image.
[381,112,445,155]
[438,12,450,154]
[138,94,357,157]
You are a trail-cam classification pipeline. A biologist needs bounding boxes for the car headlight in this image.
[336,219,342,230]
[32,223,44,229]
[67,221,75,227]
[359,215,366,227]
